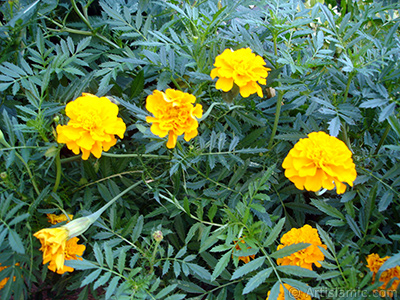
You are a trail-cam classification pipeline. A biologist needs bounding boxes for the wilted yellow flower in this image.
[48,237,86,274]
[56,93,126,160]
[47,213,73,225]
[266,283,311,300]
[233,237,255,264]
[146,89,203,148]
[33,228,69,272]
[276,225,326,270]
[210,48,270,98]
[282,131,357,194]
[366,253,400,297]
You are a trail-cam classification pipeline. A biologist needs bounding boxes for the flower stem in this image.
[268,89,283,149]
[52,149,62,193]
[342,72,355,104]
[101,152,170,159]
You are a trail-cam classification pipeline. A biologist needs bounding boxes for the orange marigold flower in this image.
[266,283,311,300]
[366,253,400,297]
[56,93,126,160]
[276,225,327,270]
[210,48,270,98]
[48,237,86,274]
[233,238,255,264]
[282,131,357,194]
[47,213,73,225]
[146,89,203,148]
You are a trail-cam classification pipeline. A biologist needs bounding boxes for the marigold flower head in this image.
[47,213,73,225]
[210,48,270,98]
[56,93,126,160]
[48,237,86,274]
[366,253,400,297]
[276,225,327,270]
[146,89,203,148]
[266,283,311,300]
[282,131,357,194]
[33,227,69,272]
[233,237,255,264]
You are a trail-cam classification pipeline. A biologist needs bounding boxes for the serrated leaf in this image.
[155,284,177,299]
[105,276,120,300]
[131,215,143,243]
[264,218,286,247]
[94,272,112,290]
[8,229,25,254]
[175,246,187,259]
[277,265,320,278]
[173,261,181,277]
[231,257,266,280]
[104,243,114,269]
[345,214,362,239]
[316,224,335,254]
[211,250,231,281]
[8,213,29,226]
[118,249,126,273]
[242,268,272,294]
[64,259,97,270]
[270,243,310,259]
[379,103,396,122]
[81,269,102,287]
[187,263,212,280]
[310,199,344,220]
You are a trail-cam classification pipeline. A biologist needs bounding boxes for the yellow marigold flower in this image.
[266,283,311,300]
[232,237,255,264]
[56,93,126,160]
[210,48,270,98]
[33,228,70,272]
[47,213,73,225]
[276,225,327,270]
[48,237,86,274]
[146,89,203,148]
[282,131,357,194]
[366,253,400,297]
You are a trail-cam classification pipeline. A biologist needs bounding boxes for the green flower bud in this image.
[152,230,163,242]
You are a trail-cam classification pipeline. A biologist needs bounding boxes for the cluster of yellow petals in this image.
[366,253,400,297]
[210,48,270,98]
[56,93,126,160]
[33,227,85,274]
[0,264,16,290]
[282,131,357,194]
[146,89,203,148]
[276,225,327,270]
[266,283,311,300]
[47,213,73,225]
[232,238,255,264]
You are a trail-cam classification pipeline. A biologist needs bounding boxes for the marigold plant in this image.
[266,283,311,300]
[276,225,326,270]
[46,213,73,225]
[282,131,357,194]
[56,93,126,160]
[146,89,203,148]
[210,47,270,98]
[366,253,400,296]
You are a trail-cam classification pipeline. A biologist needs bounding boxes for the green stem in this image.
[268,89,283,149]
[52,150,62,193]
[374,122,391,155]
[101,152,170,159]
[342,72,355,104]
[71,0,93,30]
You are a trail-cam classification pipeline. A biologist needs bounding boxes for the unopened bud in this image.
[0,172,7,179]
[63,215,95,239]
[152,230,163,242]
[53,115,60,123]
